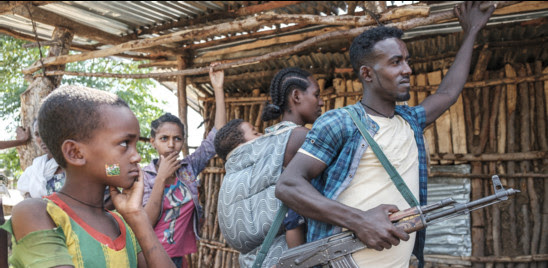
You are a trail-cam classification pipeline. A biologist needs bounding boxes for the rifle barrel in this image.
[425,188,519,222]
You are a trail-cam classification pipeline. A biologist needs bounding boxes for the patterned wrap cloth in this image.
[217,121,298,268]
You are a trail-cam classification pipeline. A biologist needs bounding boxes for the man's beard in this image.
[395,88,411,102]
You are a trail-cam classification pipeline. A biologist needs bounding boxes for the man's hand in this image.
[15,126,30,143]
[209,62,224,90]
[156,151,180,183]
[455,1,495,36]
[351,204,410,251]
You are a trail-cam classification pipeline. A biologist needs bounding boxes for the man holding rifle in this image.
[276,2,495,267]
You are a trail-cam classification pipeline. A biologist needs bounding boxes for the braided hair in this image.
[150,113,185,138]
[261,67,312,121]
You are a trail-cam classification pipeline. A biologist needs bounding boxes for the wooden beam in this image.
[11,3,182,58]
[138,61,178,68]
[184,23,310,51]
[0,1,55,15]
[23,14,271,74]
[0,26,157,61]
[192,43,295,65]
[257,5,429,26]
[199,26,348,58]
[429,172,548,179]
[425,254,548,263]
[429,151,547,162]
[491,1,548,16]
[11,4,134,45]
[41,70,548,93]
[134,2,304,36]
[191,70,280,83]
[0,26,96,52]
[235,1,304,16]
[22,40,62,48]
[22,3,432,74]
[28,1,517,76]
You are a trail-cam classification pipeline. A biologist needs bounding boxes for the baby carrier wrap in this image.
[217,122,297,267]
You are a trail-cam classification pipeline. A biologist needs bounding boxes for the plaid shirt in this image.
[300,102,428,266]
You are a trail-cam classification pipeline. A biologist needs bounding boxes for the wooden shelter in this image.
[1,1,547,267]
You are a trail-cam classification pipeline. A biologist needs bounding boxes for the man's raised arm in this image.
[420,1,495,125]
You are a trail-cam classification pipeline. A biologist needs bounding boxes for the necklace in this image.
[58,191,104,209]
[361,102,394,119]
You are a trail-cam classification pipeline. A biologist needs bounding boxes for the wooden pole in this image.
[41,68,548,90]
[488,71,503,265]
[503,63,519,261]
[177,56,189,156]
[536,62,548,257]
[17,27,73,170]
[470,48,492,266]
[516,64,535,266]
[430,70,453,164]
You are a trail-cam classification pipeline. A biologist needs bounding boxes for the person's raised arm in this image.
[420,1,495,125]
[0,126,30,150]
[210,63,227,130]
[111,169,175,268]
[276,153,409,251]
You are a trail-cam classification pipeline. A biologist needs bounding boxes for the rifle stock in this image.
[277,175,519,268]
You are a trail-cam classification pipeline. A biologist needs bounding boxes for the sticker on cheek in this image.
[105,164,120,176]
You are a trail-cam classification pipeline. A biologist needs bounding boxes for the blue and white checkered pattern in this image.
[300,102,429,266]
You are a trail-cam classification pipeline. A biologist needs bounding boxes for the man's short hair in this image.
[349,26,404,76]
[38,85,129,168]
[214,119,246,161]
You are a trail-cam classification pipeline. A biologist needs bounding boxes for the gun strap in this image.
[252,203,288,268]
[343,107,419,207]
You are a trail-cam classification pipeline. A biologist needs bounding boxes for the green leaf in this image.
[0,35,167,176]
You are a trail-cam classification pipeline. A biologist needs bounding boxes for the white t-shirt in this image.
[336,114,420,268]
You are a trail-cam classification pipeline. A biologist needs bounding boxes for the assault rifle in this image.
[277,175,519,268]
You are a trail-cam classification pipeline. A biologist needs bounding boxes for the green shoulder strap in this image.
[252,203,288,268]
[343,107,419,207]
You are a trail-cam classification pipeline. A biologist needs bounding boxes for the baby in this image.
[215,119,306,253]
[214,119,262,161]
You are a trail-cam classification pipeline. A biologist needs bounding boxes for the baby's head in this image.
[150,113,185,158]
[214,119,262,161]
[38,85,142,187]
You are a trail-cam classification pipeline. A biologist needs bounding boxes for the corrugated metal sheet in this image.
[425,165,471,256]
[1,1,546,110]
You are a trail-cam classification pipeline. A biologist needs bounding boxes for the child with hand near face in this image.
[142,63,226,268]
[1,85,174,268]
